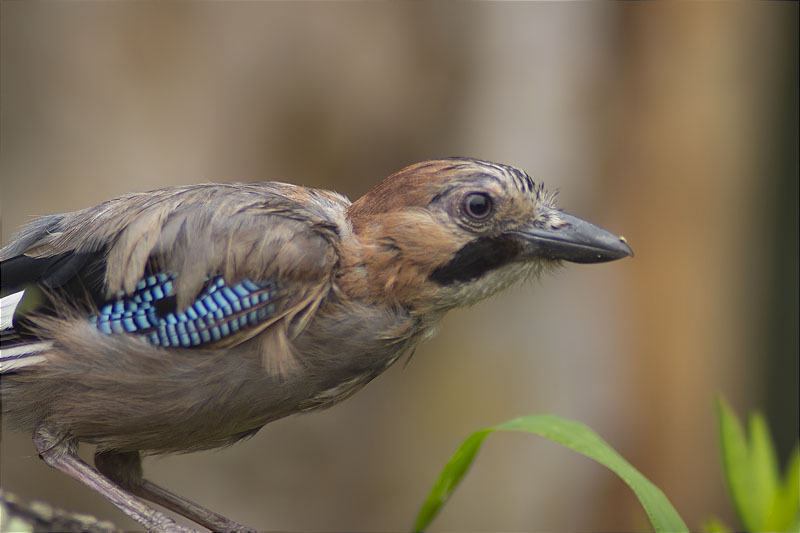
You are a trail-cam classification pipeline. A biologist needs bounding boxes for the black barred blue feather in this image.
[90,273,280,348]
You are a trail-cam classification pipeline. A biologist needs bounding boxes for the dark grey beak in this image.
[517,211,633,264]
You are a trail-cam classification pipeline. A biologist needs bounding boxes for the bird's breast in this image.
[290,294,430,412]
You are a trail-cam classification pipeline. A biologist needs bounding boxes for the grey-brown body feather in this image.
[1,181,432,454]
[2,302,420,454]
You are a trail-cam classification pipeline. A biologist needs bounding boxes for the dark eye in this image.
[464,192,493,220]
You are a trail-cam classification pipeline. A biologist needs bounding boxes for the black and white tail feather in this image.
[0,290,52,372]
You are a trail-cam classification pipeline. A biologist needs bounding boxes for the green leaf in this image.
[748,412,781,529]
[717,396,800,531]
[717,396,759,530]
[413,414,688,532]
[773,445,800,531]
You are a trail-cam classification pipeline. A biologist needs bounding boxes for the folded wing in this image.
[0,182,348,376]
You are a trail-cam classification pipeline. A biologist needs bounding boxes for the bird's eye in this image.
[464,192,493,220]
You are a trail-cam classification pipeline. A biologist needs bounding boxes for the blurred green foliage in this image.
[711,396,799,532]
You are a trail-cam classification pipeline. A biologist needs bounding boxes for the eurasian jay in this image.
[0,158,632,532]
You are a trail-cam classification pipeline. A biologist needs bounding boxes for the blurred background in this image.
[1,3,797,531]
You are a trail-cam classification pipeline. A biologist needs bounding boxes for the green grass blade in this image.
[716,396,799,531]
[748,412,782,530]
[413,429,492,532]
[716,396,758,530]
[413,414,687,532]
[774,445,800,531]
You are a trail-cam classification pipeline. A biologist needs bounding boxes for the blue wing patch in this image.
[90,273,280,347]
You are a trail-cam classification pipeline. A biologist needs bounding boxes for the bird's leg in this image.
[134,479,258,533]
[94,450,257,533]
[32,426,194,533]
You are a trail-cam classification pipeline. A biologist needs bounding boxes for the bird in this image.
[0,158,632,532]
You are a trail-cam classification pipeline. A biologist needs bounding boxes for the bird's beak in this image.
[516,211,634,264]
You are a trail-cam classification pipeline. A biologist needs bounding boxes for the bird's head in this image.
[345,158,632,312]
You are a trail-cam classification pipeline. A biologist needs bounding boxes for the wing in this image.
[0,182,349,376]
